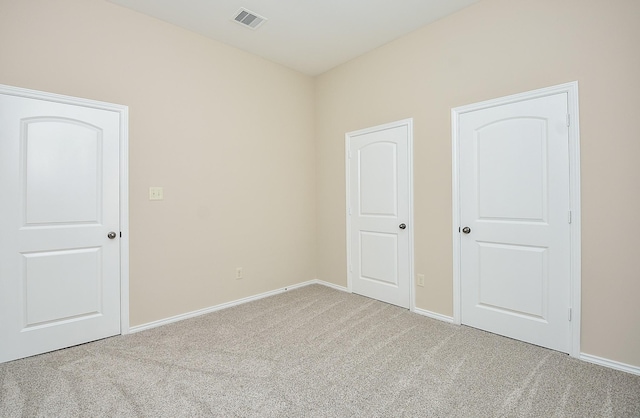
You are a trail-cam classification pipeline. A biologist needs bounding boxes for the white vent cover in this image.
[232,8,267,30]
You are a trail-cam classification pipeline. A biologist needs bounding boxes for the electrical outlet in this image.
[417,274,425,287]
[235,267,243,280]
[149,186,164,200]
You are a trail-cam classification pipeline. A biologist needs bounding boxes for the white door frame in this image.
[345,118,415,311]
[0,84,130,335]
[452,82,581,357]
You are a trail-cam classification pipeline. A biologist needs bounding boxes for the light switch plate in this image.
[149,186,164,200]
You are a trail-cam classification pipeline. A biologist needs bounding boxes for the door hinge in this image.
[568,210,572,224]
[348,150,352,159]
[348,207,352,215]
[568,308,572,321]
[120,232,122,238]
[566,114,571,127]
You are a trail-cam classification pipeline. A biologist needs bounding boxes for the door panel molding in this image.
[0,83,130,338]
[452,82,581,357]
[346,118,414,311]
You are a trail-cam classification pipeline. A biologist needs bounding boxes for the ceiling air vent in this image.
[232,8,267,30]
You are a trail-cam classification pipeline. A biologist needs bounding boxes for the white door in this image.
[0,90,122,363]
[347,120,412,308]
[459,93,571,353]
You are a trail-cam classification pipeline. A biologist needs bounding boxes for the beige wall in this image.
[316,0,640,366]
[0,0,316,326]
[1,0,638,367]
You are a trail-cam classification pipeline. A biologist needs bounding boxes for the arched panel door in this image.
[0,91,123,363]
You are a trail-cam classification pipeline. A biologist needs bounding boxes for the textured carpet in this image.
[1,284,639,417]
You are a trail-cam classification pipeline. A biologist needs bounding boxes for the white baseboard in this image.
[315,279,350,293]
[410,313,640,376]
[580,353,640,376]
[282,280,317,291]
[129,280,317,334]
[128,281,640,378]
[412,307,455,324]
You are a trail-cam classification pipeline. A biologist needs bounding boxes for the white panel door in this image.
[348,120,411,308]
[0,92,121,363]
[459,93,571,353]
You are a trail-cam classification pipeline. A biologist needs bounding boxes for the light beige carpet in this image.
[1,284,639,417]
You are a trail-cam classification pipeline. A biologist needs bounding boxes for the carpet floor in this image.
[1,284,639,417]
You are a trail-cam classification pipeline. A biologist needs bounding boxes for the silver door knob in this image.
[399,223,406,229]
[107,231,117,239]
[462,227,471,234]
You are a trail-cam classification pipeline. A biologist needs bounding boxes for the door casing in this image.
[345,118,415,311]
[451,82,581,357]
[0,83,130,335]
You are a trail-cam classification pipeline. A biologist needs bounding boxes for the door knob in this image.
[107,231,117,239]
[462,227,471,234]
[399,223,407,230]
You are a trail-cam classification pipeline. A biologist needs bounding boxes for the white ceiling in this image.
[107,0,480,76]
